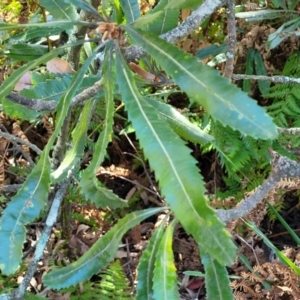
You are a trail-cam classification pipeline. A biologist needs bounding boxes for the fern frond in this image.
[59,260,132,300]
[96,260,132,300]
[265,51,300,127]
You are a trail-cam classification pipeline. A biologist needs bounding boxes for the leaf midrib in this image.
[121,64,232,263]
[129,27,271,135]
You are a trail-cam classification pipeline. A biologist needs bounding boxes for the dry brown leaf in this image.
[14,71,32,91]
[12,122,30,156]
[46,57,75,74]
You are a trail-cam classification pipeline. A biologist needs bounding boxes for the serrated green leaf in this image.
[138,0,180,35]
[0,21,90,31]
[46,45,102,154]
[12,26,66,41]
[21,75,73,101]
[64,0,101,17]
[153,219,179,300]
[3,74,78,120]
[51,99,95,182]
[133,0,202,27]
[123,26,278,140]
[80,177,127,208]
[145,9,179,35]
[79,42,127,209]
[202,252,234,300]
[145,97,214,144]
[0,40,91,104]
[119,0,140,23]
[254,50,270,95]
[47,45,102,178]
[6,44,48,61]
[39,0,79,21]
[115,47,237,266]
[195,43,228,60]
[0,42,101,276]
[43,207,166,289]
[20,74,99,102]
[2,100,41,120]
[136,219,166,300]
[0,47,63,102]
[0,153,50,275]
[164,0,203,9]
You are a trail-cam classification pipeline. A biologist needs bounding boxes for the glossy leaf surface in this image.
[39,0,78,21]
[153,219,179,300]
[145,97,214,144]
[116,47,237,266]
[79,43,127,208]
[0,43,101,275]
[136,219,166,300]
[51,99,95,182]
[0,153,50,274]
[119,0,140,23]
[124,26,278,140]
[133,0,202,27]
[0,21,90,31]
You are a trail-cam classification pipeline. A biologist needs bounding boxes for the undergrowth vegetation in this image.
[0,0,300,299]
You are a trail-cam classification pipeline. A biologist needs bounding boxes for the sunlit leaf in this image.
[136,218,167,300]
[123,26,278,140]
[0,21,90,31]
[145,97,214,144]
[64,0,100,17]
[119,0,140,23]
[39,0,79,21]
[153,219,179,300]
[133,0,202,27]
[115,46,237,266]
[6,44,48,61]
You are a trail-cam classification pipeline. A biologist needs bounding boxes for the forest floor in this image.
[1,105,300,300]
[1,2,300,300]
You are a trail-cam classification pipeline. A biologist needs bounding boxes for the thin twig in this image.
[0,184,22,193]
[277,127,300,135]
[122,132,164,202]
[233,74,300,84]
[216,150,300,223]
[224,0,236,79]
[5,78,103,113]
[0,128,42,155]
[234,234,260,266]
[5,1,226,110]
[97,169,162,200]
[124,0,226,61]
